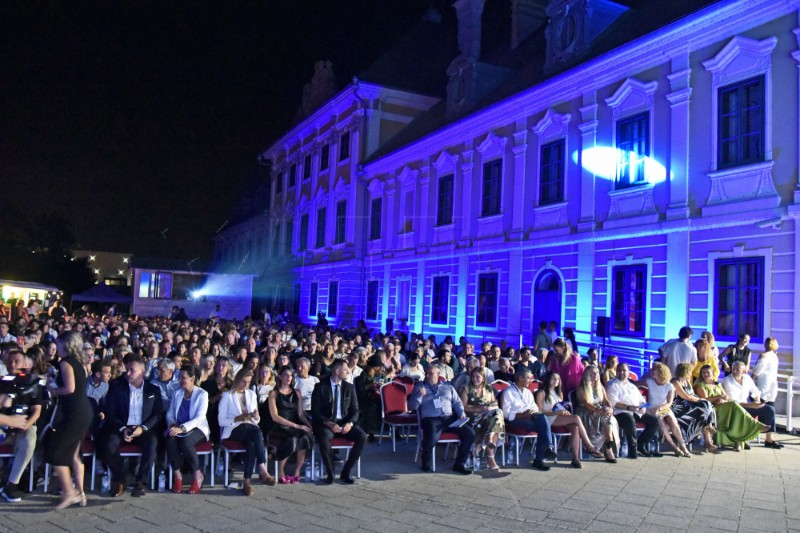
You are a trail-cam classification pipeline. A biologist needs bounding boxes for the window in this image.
[396,280,410,321]
[369,198,382,240]
[315,207,326,248]
[272,223,281,257]
[481,159,502,216]
[335,200,346,244]
[289,164,297,188]
[715,257,764,342]
[616,112,649,189]
[138,271,172,299]
[299,213,309,252]
[284,219,293,255]
[719,76,764,169]
[436,174,454,226]
[475,273,498,327]
[366,280,379,320]
[303,154,312,181]
[309,282,318,316]
[320,143,330,172]
[431,276,449,324]
[328,281,338,317]
[339,131,350,162]
[292,283,301,316]
[275,172,283,194]
[611,265,646,336]
[540,139,564,205]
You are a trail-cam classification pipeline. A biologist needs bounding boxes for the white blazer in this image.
[218,388,259,441]
[166,386,210,440]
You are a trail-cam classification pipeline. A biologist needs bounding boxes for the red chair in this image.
[413,410,460,471]
[379,382,416,452]
[314,437,360,479]
[491,380,510,394]
[527,381,541,393]
[505,424,538,466]
[392,376,415,396]
[0,443,35,492]
[629,372,639,382]
[115,443,156,490]
[167,440,215,489]
[219,439,247,487]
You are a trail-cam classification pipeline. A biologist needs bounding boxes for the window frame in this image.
[539,139,565,205]
[369,197,382,241]
[366,279,379,320]
[610,264,647,337]
[481,159,502,217]
[328,280,339,318]
[303,154,312,181]
[320,143,330,172]
[298,213,309,252]
[475,272,499,328]
[338,131,350,163]
[615,112,650,190]
[275,171,283,195]
[309,282,318,317]
[717,76,765,170]
[714,257,764,343]
[335,199,346,244]
[431,275,449,325]
[288,163,297,188]
[315,206,326,249]
[436,174,454,227]
[284,219,293,255]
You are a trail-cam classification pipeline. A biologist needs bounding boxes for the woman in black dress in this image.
[45,331,94,508]
[671,363,718,453]
[201,356,233,445]
[267,365,312,483]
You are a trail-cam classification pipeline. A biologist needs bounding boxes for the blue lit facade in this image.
[216,0,800,376]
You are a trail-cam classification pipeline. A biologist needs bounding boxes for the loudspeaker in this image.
[596,316,610,338]
[385,318,394,333]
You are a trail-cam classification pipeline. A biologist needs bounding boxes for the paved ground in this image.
[2,432,799,533]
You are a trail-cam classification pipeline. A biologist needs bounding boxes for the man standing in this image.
[606,363,661,458]
[501,368,555,471]
[311,360,366,484]
[533,322,551,354]
[408,365,474,474]
[102,355,164,497]
[659,326,697,376]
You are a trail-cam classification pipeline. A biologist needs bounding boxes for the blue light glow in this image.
[573,146,669,184]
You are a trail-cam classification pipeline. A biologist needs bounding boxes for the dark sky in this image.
[1,1,436,259]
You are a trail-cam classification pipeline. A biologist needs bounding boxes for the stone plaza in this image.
[2,432,798,533]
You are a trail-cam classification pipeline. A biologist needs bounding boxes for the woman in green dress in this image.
[458,366,505,471]
[694,364,764,451]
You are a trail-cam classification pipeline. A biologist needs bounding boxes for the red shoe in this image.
[172,476,183,493]
[188,474,203,494]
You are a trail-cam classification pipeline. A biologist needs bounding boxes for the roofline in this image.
[364,0,793,175]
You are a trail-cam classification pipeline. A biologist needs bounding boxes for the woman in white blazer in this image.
[218,368,276,495]
[166,365,210,494]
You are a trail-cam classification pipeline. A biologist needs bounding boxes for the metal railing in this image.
[776,374,797,433]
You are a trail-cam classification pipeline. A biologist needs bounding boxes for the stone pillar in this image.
[508,249,524,340]
[384,178,397,255]
[510,123,528,240]
[459,144,475,246]
[456,254,469,339]
[576,241,595,341]
[578,93,598,231]
[665,232,689,337]
[415,260,425,333]
[666,53,692,220]
[418,164,431,252]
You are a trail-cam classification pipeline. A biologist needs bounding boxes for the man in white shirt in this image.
[659,326,697,376]
[500,369,555,470]
[606,363,661,458]
[0,322,16,344]
[294,357,319,414]
[722,361,782,449]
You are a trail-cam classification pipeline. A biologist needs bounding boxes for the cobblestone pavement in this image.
[2,432,798,533]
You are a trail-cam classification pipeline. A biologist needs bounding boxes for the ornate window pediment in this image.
[476,131,508,159]
[605,78,658,119]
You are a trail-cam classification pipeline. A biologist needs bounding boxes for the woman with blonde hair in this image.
[548,338,585,395]
[574,365,619,463]
[601,355,618,386]
[691,338,719,383]
[647,362,690,457]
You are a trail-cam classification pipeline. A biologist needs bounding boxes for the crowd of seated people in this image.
[0,306,788,508]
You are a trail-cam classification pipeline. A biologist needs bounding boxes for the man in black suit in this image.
[311,359,366,484]
[101,354,164,497]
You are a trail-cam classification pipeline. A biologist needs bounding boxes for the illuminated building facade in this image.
[217,0,800,375]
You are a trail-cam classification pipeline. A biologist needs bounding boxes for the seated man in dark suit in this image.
[407,365,475,475]
[101,354,164,497]
[311,359,366,484]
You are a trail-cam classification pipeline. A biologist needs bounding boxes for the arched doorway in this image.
[533,269,562,333]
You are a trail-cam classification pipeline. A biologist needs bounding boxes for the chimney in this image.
[453,0,485,61]
[511,0,548,49]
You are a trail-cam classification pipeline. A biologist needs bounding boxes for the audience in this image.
[646,363,691,457]
[268,365,313,484]
[671,362,718,453]
[165,364,209,493]
[458,367,504,471]
[574,365,619,463]
[606,363,660,458]
[501,368,555,471]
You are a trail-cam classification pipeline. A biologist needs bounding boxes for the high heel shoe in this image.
[188,473,203,494]
[77,492,87,507]
[172,476,183,493]
[587,447,604,459]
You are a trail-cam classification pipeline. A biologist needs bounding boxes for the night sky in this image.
[2,1,438,259]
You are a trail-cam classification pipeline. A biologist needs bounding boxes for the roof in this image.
[130,257,257,276]
[0,279,60,292]
[71,284,132,304]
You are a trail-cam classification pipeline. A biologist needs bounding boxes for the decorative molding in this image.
[703,161,780,216]
[532,201,569,230]
[298,194,311,214]
[605,78,658,119]
[476,131,508,158]
[397,166,419,190]
[432,150,459,174]
[367,178,385,198]
[333,177,350,201]
[606,183,657,221]
[532,109,572,141]
[702,35,777,85]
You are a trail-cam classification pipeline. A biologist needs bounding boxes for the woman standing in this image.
[574,365,620,463]
[165,365,209,494]
[548,339,585,395]
[45,331,93,508]
[535,371,604,467]
[719,333,751,375]
[752,337,779,406]
[691,338,719,383]
[671,363,718,453]
[458,367,505,471]
[267,365,313,483]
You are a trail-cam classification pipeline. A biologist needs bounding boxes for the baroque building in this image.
[216,0,800,381]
